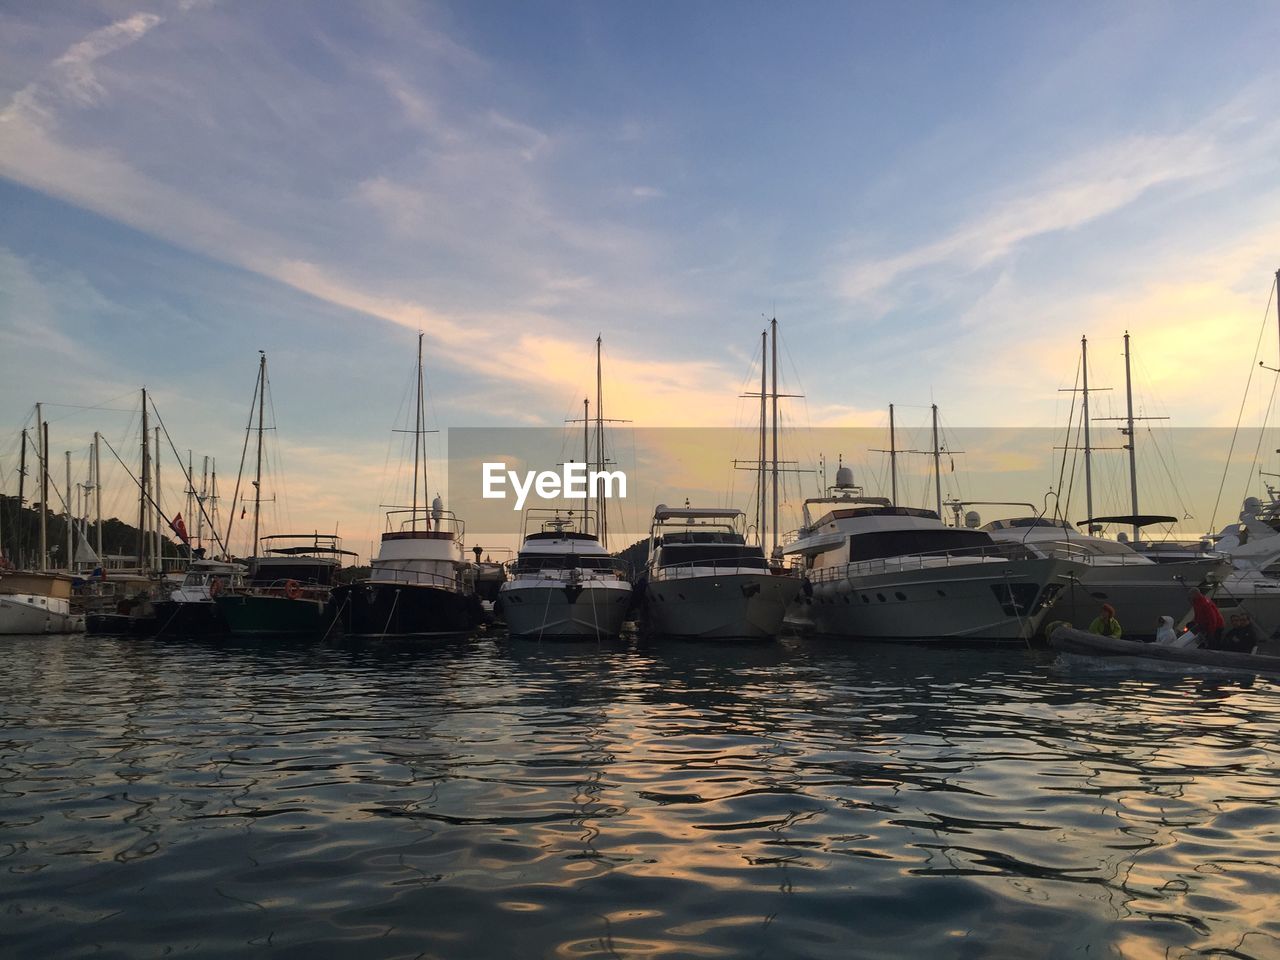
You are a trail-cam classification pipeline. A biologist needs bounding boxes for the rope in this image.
[381,588,401,637]
[1209,278,1277,533]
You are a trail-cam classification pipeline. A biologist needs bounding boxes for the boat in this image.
[783,465,1078,642]
[81,572,162,636]
[324,334,483,638]
[216,534,355,637]
[1048,624,1280,678]
[0,569,85,634]
[641,505,798,639]
[498,509,632,640]
[973,514,1229,637]
[152,557,247,637]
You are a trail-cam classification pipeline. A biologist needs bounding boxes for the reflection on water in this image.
[2,632,1279,959]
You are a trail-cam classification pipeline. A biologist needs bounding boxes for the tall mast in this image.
[37,404,47,572]
[139,389,149,571]
[583,397,590,517]
[412,335,423,529]
[889,404,897,506]
[64,450,72,572]
[17,428,27,569]
[596,335,606,548]
[185,449,194,554]
[154,426,162,571]
[1123,331,1140,541]
[931,403,942,519]
[1081,336,1095,531]
[770,317,779,557]
[760,329,767,546]
[94,432,103,564]
[197,455,208,548]
[253,351,266,555]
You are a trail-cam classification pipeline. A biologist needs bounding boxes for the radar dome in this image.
[431,494,444,522]
[835,464,855,488]
[964,510,981,529]
[1243,496,1264,517]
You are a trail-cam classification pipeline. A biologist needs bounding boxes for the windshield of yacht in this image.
[657,544,767,569]
[514,555,620,573]
[850,529,994,562]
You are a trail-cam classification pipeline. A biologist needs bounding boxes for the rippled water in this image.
[2,632,1279,959]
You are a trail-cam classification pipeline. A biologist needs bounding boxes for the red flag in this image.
[169,513,190,544]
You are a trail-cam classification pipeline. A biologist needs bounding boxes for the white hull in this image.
[0,594,86,634]
[796,557,1071,642]
[645,572,798,639]
[499,580,632,639]
[1211,576,1280,639]
[1049,559,1229,635]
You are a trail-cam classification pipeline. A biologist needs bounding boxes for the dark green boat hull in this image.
[215,594,326,637]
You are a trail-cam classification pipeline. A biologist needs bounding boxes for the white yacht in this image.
[974,513,1229,636]
[153,557,247,636]
[0,570,85,634]
[783,469,1077,642]
[498,510,632,640]
[1193,495,1280,638]
[642,505,798,640]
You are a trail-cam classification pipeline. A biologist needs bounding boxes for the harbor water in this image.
[2,632,1278,959]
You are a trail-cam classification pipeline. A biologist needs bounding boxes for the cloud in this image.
[835,88,1280,305]
[2,12,163,122]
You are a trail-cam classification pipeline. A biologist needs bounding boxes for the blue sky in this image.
[2,1,1280,555]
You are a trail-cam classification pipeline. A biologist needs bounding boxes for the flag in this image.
[241,506,247,519]
[169,513,190,544]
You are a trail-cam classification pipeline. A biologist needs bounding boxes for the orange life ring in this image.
[284,580,302,600]
[209,577,224,597]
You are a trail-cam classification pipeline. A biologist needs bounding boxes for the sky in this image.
[2,1,1280,560]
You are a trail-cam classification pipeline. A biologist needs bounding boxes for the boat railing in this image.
[385,508,465,540]
[504,557,630,582]
[650,559,770,579]
[368,567,465,590]
[806,540,1039,584]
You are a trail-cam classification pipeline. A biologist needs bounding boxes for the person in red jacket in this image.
[1187,587,1224,645]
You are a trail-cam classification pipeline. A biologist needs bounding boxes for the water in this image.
[3,632,1279,959]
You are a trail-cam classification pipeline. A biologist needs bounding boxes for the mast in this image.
[253,351,266,554]
[931,403,942,519]
[64,450,72,573]
[185,449,194,555]
[1081,336,1094,531]
[596,335,606,548]
[412,336,423,530]
[94,432,103,565]
[889,404,897,506]
[17,428,27,569]
[584,397,590,517]
[770,317,779,557]
[760,329,767,546]
[197,455,208,548]
[38,404,47,572]
[1123,331,1140,541]
[154,426,162,571]
[139,389,149,571]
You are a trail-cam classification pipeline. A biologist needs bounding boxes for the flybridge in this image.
[482,462,627,511]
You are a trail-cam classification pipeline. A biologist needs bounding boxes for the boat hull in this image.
[216,594,327,638]
[152,599,229,638]
[795,557,1071,642]
[499,581,632,639]
[327,581,482,637]
[1048,559,1230,637]
[644,572,798,639]
[0,594,85,634]
[1048,625,1280,678]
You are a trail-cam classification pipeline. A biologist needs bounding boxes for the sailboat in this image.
[497,337,633,640]
[973,333,1229,636]
[326,335,483,637]
[210,353,357,637]
[0,409,85,634]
